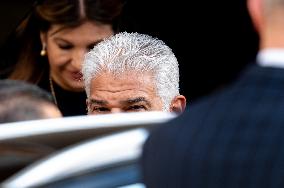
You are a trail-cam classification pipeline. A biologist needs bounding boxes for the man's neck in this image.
[260,18,284,49]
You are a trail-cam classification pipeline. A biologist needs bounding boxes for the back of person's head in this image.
[0,79,61,123]
[262,0,284,15]
[82,32,180,111]
[247,0,284,48]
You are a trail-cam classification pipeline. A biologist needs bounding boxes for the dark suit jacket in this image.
[142,64,284,188]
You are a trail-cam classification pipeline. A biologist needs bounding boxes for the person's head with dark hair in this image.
[7,0,124,84]
[1,0,124,116]
[0,79,62,123]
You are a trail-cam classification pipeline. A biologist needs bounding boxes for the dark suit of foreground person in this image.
[141,0,284,187]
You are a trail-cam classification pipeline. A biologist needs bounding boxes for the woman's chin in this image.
[66,81,85,92]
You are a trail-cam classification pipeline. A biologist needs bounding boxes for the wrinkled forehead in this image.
[94,68,155,82]
[88,70,163,109]
[90,70,157,94]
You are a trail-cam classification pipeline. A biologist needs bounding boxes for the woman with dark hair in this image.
[3,0,124,116]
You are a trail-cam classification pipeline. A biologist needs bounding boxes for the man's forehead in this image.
[90,88,151,102]
[88,71,161,106]
[90,71,156,92]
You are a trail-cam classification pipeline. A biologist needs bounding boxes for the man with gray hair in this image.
[82,32,186,115]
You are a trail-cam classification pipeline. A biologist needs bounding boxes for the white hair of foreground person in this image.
[82,32,180,111]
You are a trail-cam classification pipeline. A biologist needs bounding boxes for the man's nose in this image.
[111,108,122,113]
[72,49,86,69]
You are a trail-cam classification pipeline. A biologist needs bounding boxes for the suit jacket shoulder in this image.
[142,64,284,188]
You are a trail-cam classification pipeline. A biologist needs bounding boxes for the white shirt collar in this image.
[257,48,284,68]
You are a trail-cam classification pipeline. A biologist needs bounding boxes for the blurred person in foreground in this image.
[1,0,124,116]
[82,32,186,115]
[141,0,284,187]
[0,79,61,123]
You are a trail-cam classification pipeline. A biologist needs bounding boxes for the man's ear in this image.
[247,0,263,33]
[86,99,90,114]
[169,95,186,114]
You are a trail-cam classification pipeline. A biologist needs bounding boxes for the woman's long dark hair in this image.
[3,0,123,83]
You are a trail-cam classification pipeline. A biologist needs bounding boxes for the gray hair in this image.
[82,32,180,111]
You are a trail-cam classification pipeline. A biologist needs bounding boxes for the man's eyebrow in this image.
[123,97,151,107]
[88,99,108,105]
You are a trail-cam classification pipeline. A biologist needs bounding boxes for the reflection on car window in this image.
[118,183,145,188]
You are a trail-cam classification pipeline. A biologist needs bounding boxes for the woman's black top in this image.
[38,72,87,117]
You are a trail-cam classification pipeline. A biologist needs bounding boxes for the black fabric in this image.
[38,71,87,117]
[142,63,284,188]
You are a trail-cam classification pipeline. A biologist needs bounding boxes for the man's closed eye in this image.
[92,106,110,113]
[126,105,147,112]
